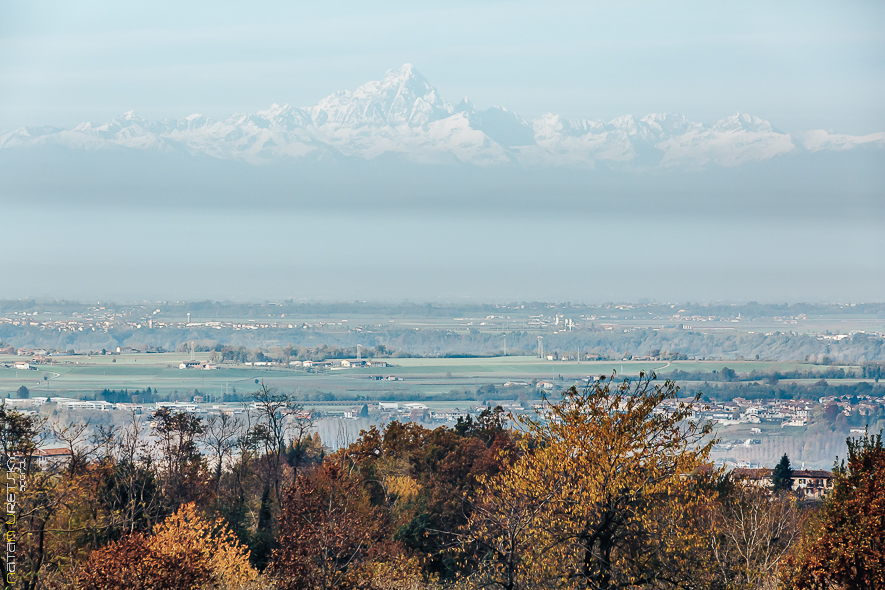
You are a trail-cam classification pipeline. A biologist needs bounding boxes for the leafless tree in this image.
[152,406,206,509]
[706,485,805,590]
[50,419,91,475]
[286,403,315,473]
[99,411,164,533]
[202,411,244,489]
[250,382,309,502]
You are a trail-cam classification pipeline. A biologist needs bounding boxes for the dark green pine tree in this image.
[771,453,794,492]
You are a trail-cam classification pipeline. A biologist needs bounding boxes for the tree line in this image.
[0,376,882,589]
[693,379,885,403]
[668,364,884,383]
[5,325,885,364]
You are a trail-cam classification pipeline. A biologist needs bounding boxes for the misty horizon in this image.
[1,1,883,303]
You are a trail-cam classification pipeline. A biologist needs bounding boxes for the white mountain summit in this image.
[2,64,883,169]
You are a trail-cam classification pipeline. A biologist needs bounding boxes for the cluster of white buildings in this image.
[2,397,260,417]
[661,393,884,429]
[3,397,116,412]
[178,360,217,370]
[0,309,376,337]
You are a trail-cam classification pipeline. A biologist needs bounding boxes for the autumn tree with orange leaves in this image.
[76,502,261,590]
[460,372,716,590]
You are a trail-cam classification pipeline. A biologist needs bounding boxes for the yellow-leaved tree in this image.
[460,372,715,590]
[77,502,262,590]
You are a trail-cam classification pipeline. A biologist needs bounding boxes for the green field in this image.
[1,353,875,468]
[0,353,856,404]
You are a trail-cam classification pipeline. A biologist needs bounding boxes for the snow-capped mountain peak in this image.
[713,112,774,133]
[639,113,694,138]
[310,64,453,128]
[0,64,880,168]
[455,97,478,115]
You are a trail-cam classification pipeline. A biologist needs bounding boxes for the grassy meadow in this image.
[0,353,852,404]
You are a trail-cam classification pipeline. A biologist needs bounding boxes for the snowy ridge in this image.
[1,64,881,168]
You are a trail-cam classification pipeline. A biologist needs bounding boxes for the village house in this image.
[302,360,333,370]
[63,400,115,411]
[115,403,145,414]
[35,448,75,469]
[156,401,199,413]
[430,409,470,422]
[782,416,808,427]
[11,448,74,470]
[732,467,834,500]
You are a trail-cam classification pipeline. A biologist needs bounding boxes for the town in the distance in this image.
[2,300,882,480]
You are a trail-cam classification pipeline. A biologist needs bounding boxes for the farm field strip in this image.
[0,355,866,401]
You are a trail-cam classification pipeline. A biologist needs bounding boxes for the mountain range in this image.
[2,64,883,169]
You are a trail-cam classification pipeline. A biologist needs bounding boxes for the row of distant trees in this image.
[1,376,883,589]
[694,379,885,402]
[667,363,885,383]
[194,343,402,364]
[6,323,885,362]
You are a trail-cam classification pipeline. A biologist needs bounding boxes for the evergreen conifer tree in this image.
[771,453,793,492]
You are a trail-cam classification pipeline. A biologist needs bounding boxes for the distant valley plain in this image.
[2,300,883,469]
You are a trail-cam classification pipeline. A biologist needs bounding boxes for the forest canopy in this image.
[0,375,879,589]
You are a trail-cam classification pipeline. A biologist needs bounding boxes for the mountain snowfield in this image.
[2,64,883,169]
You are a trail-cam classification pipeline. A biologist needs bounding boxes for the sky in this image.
[4,207,883,303]
[1,1,883,134]
[0,1,883,303]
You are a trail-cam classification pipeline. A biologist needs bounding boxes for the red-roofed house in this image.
[732,467,834,499]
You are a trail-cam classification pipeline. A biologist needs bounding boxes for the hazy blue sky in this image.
[1,2,883,303]
[1,0,883,133]
[5,207,883,303]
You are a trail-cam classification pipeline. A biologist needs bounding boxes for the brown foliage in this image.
[782,432,885,589]
[76,503,260,590]
[270,461,385,590]
[339,416,518,578]
[76,532,209,590]
[349,553,438,590]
